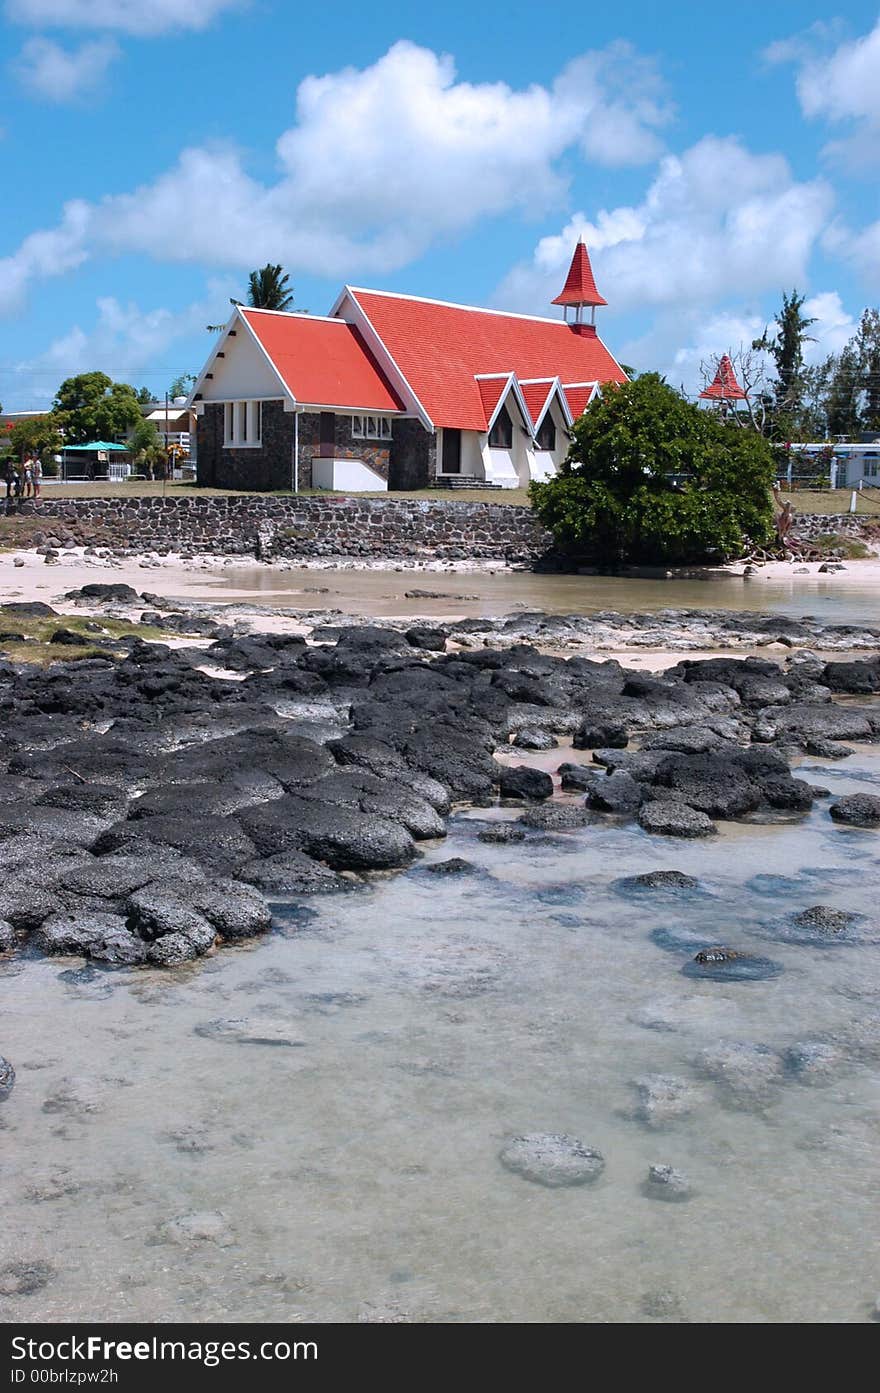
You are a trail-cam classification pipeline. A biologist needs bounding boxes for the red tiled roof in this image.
[699,354,747,402]
[519,380,554,428]
[241,308,404,412]
[551,241,607,308]
[476,376,510,429]
[348,291,626,430]
[562,383,600,419]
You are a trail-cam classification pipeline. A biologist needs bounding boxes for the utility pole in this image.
[163,391,169,498]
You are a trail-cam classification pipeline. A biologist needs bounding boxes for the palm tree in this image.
[208,264,296,330]
[238,264,295,312]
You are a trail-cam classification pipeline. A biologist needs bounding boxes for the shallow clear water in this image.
[4,747,880,1323]
[194,565,880,628]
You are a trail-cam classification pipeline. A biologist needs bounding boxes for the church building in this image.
[190,241,627,492]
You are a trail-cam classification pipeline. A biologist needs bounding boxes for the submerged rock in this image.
[518,805,591,831]
[628,1074,702,1128]
[650,926,722,954]
[643,1165,693,1202]
[0,1054,15,1100]
[195,1016,306,1047]
[162,1211,235,1247]
[42,1076,106,1115]
[476,824,526,844]
[829,794,880,827]
[763,905,879,948]
[682,947,783,982]
[784,1040,843,1085]
[638,801,717,838]
[499,1133,605,1187]
[696,1040,785,1111]
[0,1260,54,1296]
[615,870,701,896]
[425,858,476,876]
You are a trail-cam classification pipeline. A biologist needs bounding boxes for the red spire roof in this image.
[699,354,747,402]
[552,239,607,308]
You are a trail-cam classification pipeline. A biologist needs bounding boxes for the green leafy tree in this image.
[824,345,863,438]
[856,308,880,431]
[753,291,817,437]
[168,373,196,399]
[135,386,154,404]
[51,372,143,445]
[530,374,776,567]
[128,418,168,479]
[9,414,63,462]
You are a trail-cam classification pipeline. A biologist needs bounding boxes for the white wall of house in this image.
[461,431,486,478]
[312,457,388,492]
[526,396,571,482]
[843,449,880,485]
[485,394,534,488]
[199,328,285,401]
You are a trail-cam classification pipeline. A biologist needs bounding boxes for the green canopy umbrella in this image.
[63,441,130,451]
[61,440,131,481]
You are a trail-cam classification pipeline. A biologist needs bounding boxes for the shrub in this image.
[530,374,776,566]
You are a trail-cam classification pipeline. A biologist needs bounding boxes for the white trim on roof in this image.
[527,376,574,430]
[237,306,300,404]
[344,284,576,328]
[186,304,295,409]
[477,371,537,439]
[333,286,434,432]
[299,402,405,415]
[240,306,347,326]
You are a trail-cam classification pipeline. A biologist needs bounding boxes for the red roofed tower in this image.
[699,354,747,402]
[552,237,607,337]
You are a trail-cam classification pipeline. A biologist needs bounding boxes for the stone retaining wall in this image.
[790,513,875,540]
[15,495,877,565]
[27,494,553,563]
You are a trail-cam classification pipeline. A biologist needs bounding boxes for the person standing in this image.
[22,456,33,499]
[4,461,21,514]
[32,455,43,502]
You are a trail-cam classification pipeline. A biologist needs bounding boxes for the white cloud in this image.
[766,17,880,169]
[552,40,673,166]
[801,290,859,358]
[4,0,242,35]
[615,292,859,398]
[496,137,833,316]
[13,36,119,102]
[8,282,235,406]
[819,212,880,285]
[0,39,672,311]
[0,200,91,313]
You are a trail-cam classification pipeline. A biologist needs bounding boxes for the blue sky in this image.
[1,1,879,408]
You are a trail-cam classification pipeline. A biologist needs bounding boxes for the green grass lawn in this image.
[784,487,880,516]
[39,480,533,505]
[24,478,880,517]
[0,607,166,665]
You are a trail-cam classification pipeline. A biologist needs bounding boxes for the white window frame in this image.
[352,414,392,441]
[224,400,262,448]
